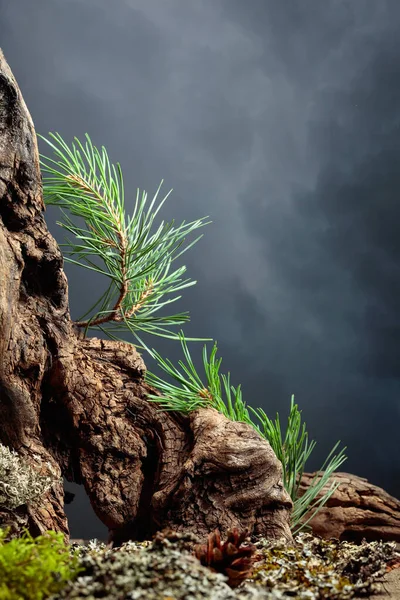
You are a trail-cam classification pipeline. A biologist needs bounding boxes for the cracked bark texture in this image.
[298,472,400,545]
[0,49,294,546]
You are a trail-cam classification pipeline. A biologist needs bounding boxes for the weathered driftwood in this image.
[0,48,293,546]
[298,471,400,545]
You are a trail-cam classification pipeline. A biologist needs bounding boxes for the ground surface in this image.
[66,535,400,599]
[356,568,400,599]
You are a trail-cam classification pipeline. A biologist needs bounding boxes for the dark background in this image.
[1,0,399,540]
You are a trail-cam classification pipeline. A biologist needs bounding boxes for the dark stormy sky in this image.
[1,0,400,540]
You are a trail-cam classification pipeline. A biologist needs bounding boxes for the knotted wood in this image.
[298,471,400,545]
[0,49,293,546]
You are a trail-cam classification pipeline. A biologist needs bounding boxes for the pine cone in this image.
[193,528,257,588]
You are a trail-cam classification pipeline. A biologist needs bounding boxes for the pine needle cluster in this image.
[142,332,347,535]
[39,132,211,345]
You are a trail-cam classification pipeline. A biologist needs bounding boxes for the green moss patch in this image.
[0,528,82,600]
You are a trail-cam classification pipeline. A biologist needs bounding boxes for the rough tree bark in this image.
[0,49,294,547]
[297,472,400,545]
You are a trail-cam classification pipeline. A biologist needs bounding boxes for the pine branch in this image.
[39,132,212,345]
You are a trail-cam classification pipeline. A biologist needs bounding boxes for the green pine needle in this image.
[142,330,347,535]
[39,132,212,346]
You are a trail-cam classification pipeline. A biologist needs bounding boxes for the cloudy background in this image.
[1,0,400,540]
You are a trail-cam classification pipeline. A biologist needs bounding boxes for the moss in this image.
[0,529,398,599]
[0,527,82,600]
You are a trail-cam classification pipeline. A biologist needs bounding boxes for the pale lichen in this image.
[51,536,238,600]
[0,442,60,510]
[244,531,399,598]
[48,531,399,600]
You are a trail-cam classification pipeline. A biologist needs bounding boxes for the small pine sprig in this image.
[142,331,347,535]
[249,397,347,535]
[194,528,257,588]
[39,132,212,348]
[143,330,253,422]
